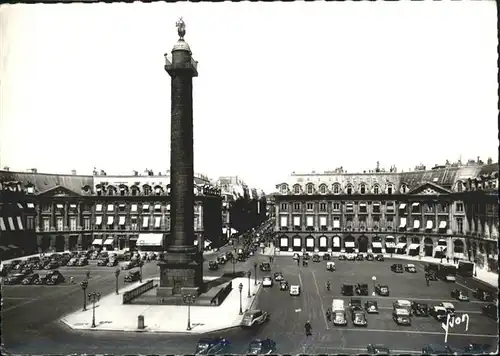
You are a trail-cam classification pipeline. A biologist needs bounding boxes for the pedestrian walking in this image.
[304,320,312,337]
[326,308,332,322]
[446,256,450,263]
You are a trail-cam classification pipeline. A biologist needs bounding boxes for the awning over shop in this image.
[119,216,126,226]
[137,233,163,247]
[372,242,383,248]
[426,220,433,229]
[95,216,103,225]
[399,218,407,228]
[413,220,420,229]
[345,241,355,248]
[27,202,35,209]
[412,202,420,207]
[142,217,149,228]
[154,204,162,211]
[409,244,420,250]
[56,204,64,209]
[92,239,103,245]
[17,203,24,209]
[435,245,446,252]
[104,238,114,245]
[107,216,114,225]
[8,217,15,230]
[70,204,77,209]
[154,217,161,228]
[143,204,150,211]
[17,216,23,230]
[439,221,447,229]
[333,220,340,228]
[396,242,407,249]
[0,218,6,231]
[399,203,407,209]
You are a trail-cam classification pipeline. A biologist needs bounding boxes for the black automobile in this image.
[216,256,226,265]
[367,344,390,355]
[273,272,283,281]
[97,258,109,267]
[45,270,65,285]
[390,264,403,273]
[366,253,374,261]
[451,289,470,302]
[411,302,429,317]
[195,337,231,355]
[247,338,276,354]
[375,284,389,296]
[365,300,379,314]
[482,304,497,320]
[312,254,320,262]
[44,261,59,270]
[356,254,364,261]
[21,273,40,285]
[302,253,310,260]
[341,284,354,296]
[225,252,233,261]
[20,266,34,275]
[3,273,26,285]
[355,283,369,296]
[338,254,347,261]
[422,344,455,355]
[260,263,271,272]
[426,271,438,281]
[375,254,384,262]
[460,343,492,355]
[474,288,494,302]
[66,258,78,267]
[279,281,288,291]
[208,261,219,270]
[124,270,141,283]
[352,309,367,326]
[323,253,331,261]
[13,261,26,270]
[349,298,363,311]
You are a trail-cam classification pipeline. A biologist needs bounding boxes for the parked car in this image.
[460,343,493,355]
[347,254,356,261]
[3,273,26,285]
[429,305,449,321]
[404,264,417,273]
[352,310,367,326]
[121,260,138,270]
[375,254,384,261]
[356,254,364,261]
[21,273,40,285]
[326,261,335,271]
[195,337,231,355]
[333,310,348,326]
[473,288,494,302]
[440,302,455,315]
[241,309,269,327]
[365,300,379,314]
[392,308,411,326]
[260,262,271,272]
[349,298,363,311]
[338,254,347,261]
[106,259,118,267]
[311,254,320,262]
[97,258,109,267]
[124,270,141,283]
[355,283,369,296]
[451,289,470,301]
[247,338,276,355]
[366,253,374,261]
[367,344,390,355]
[279,281,289,291]
[273,272,283,281]
[208,261,219,271]
[76,258,88,266]
[411,302,429,317]
[341,284,354,296]
[390,264,403,273]
[46,270,65,285]
[422,344,455,355]
[66,258,78,267]
[322,253,331,261]
[375,284,389,296]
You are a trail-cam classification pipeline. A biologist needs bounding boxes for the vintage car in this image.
[76,258,89,267]
[355,283,369,296]
[375,254,384,261]
[341,284,354,296]
[366,253,374,261]
[289,285,300,296]
[97,258,109,267]
[4,273,26,285]
[375,284,390,296]
[422,344,455,355]
[326,261,335,271]
[260,263,271,272]
[208,261,219,271]
[262,276,273,287]
[21,273,40,285]
[216,256,226,265]
[66,258,78,267]
[426,271,439,281]
[124,270,141,283]
[440,302,456,315]
[365,300,379,314]
[312,254,321,262]
[246,338,276,355]
[107,259,118,267]
[393,300,412,315]
[293,253,300,260]
[20,266,34,275]
[460,343,493,355]
[404,264,417,273]
[352,309,368,326]
[273,272,284,281]
[390,264,403,273]
[338,254,347,261]
[392,308,411,326]
[280,280,289,291]
[367,344,390,355]
[429,305,449,321]
[322,253,331,261]
[347,254,356,261]
[302,253,310,260]
[45,270,65,285]
[44,261,59,270]
[349,298,363,311]
[411,302,429,317]
[451,289,470,301]
[355,254,364,261]
[195,337,231,355]
[121,260,139,270]
[240,309,269,327]
[333,310,348,326]
[473,288,494,302]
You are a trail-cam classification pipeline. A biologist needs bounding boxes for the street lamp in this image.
[238,283,243,315]
[372,276,377,296]
[247,271,252,298]
[88,292,101,328]
[80,279,88,311]
[114,268,120,295]
[139,260,144,283]
[253,262,258,285]
[183,294,196,331]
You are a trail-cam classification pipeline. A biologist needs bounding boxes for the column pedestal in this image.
[156,249,203,297]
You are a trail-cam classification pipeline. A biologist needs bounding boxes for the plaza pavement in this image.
[60,276,261,333]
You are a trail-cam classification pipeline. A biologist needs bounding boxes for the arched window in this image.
[400,184,408,194]
[281,184,288,194]
[373,184,380,195]
[306,184,314,195]
[319,184,327,194]
[387,184,393,195]
[456,181,463,192]
[293,184,301,194]
[346,184,353,195]
[360,184,366,195]
[333,184,340,194]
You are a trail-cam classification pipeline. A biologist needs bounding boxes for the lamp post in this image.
[372,276,377,296]
[88,292,101,328]
[114,268,120,295]
[80,279,88,311]
[183,294,196,331]
[247,271,251,298]
[253,262,258,285]
[238,283,243,315]
[139,260,144,283]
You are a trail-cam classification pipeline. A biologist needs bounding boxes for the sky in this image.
[0,1,498,194]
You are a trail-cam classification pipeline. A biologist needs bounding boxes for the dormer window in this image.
[319,184,327,194]
[346,184,353,195]
[154,186,163,196]
[107,185,116,196]
[293,184,301,194]
[400,184,408,194]
[373,184,379,195]
[360,184,366,195]
[387,184,393,195]
[143,185,151,196]
[131,186,139,196]
[456,181,464,193]
[333,184,340,194]
[96,185,103,196]
[119,185,128,196]
[306,184,314,195]
[281,184,288,194]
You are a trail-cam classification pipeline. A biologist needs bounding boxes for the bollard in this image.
[138,315,145,329]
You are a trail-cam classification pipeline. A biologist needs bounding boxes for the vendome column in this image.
[157,19,203,297]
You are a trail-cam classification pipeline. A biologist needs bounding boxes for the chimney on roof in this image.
[487,157,493,164]
[71,170,77,175]
[158,172,162,176]
[3,166,9,171]
[31,168,37,173]
[133,170,138,176]
[477,156,480,163]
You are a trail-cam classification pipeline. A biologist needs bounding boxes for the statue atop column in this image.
[176,17,186,40]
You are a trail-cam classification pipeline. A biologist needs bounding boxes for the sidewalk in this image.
[61,276,262,334]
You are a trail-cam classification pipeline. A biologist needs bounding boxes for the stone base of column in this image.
[157,250,204,297]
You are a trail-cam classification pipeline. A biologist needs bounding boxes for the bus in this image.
[438,263,457,282]
[458,261,474,277]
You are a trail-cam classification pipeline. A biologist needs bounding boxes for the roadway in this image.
[2,251,498,354]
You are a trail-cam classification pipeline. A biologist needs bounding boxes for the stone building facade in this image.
[273,162,498,269]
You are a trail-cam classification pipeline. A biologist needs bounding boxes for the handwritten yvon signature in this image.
[441,313,469,343]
